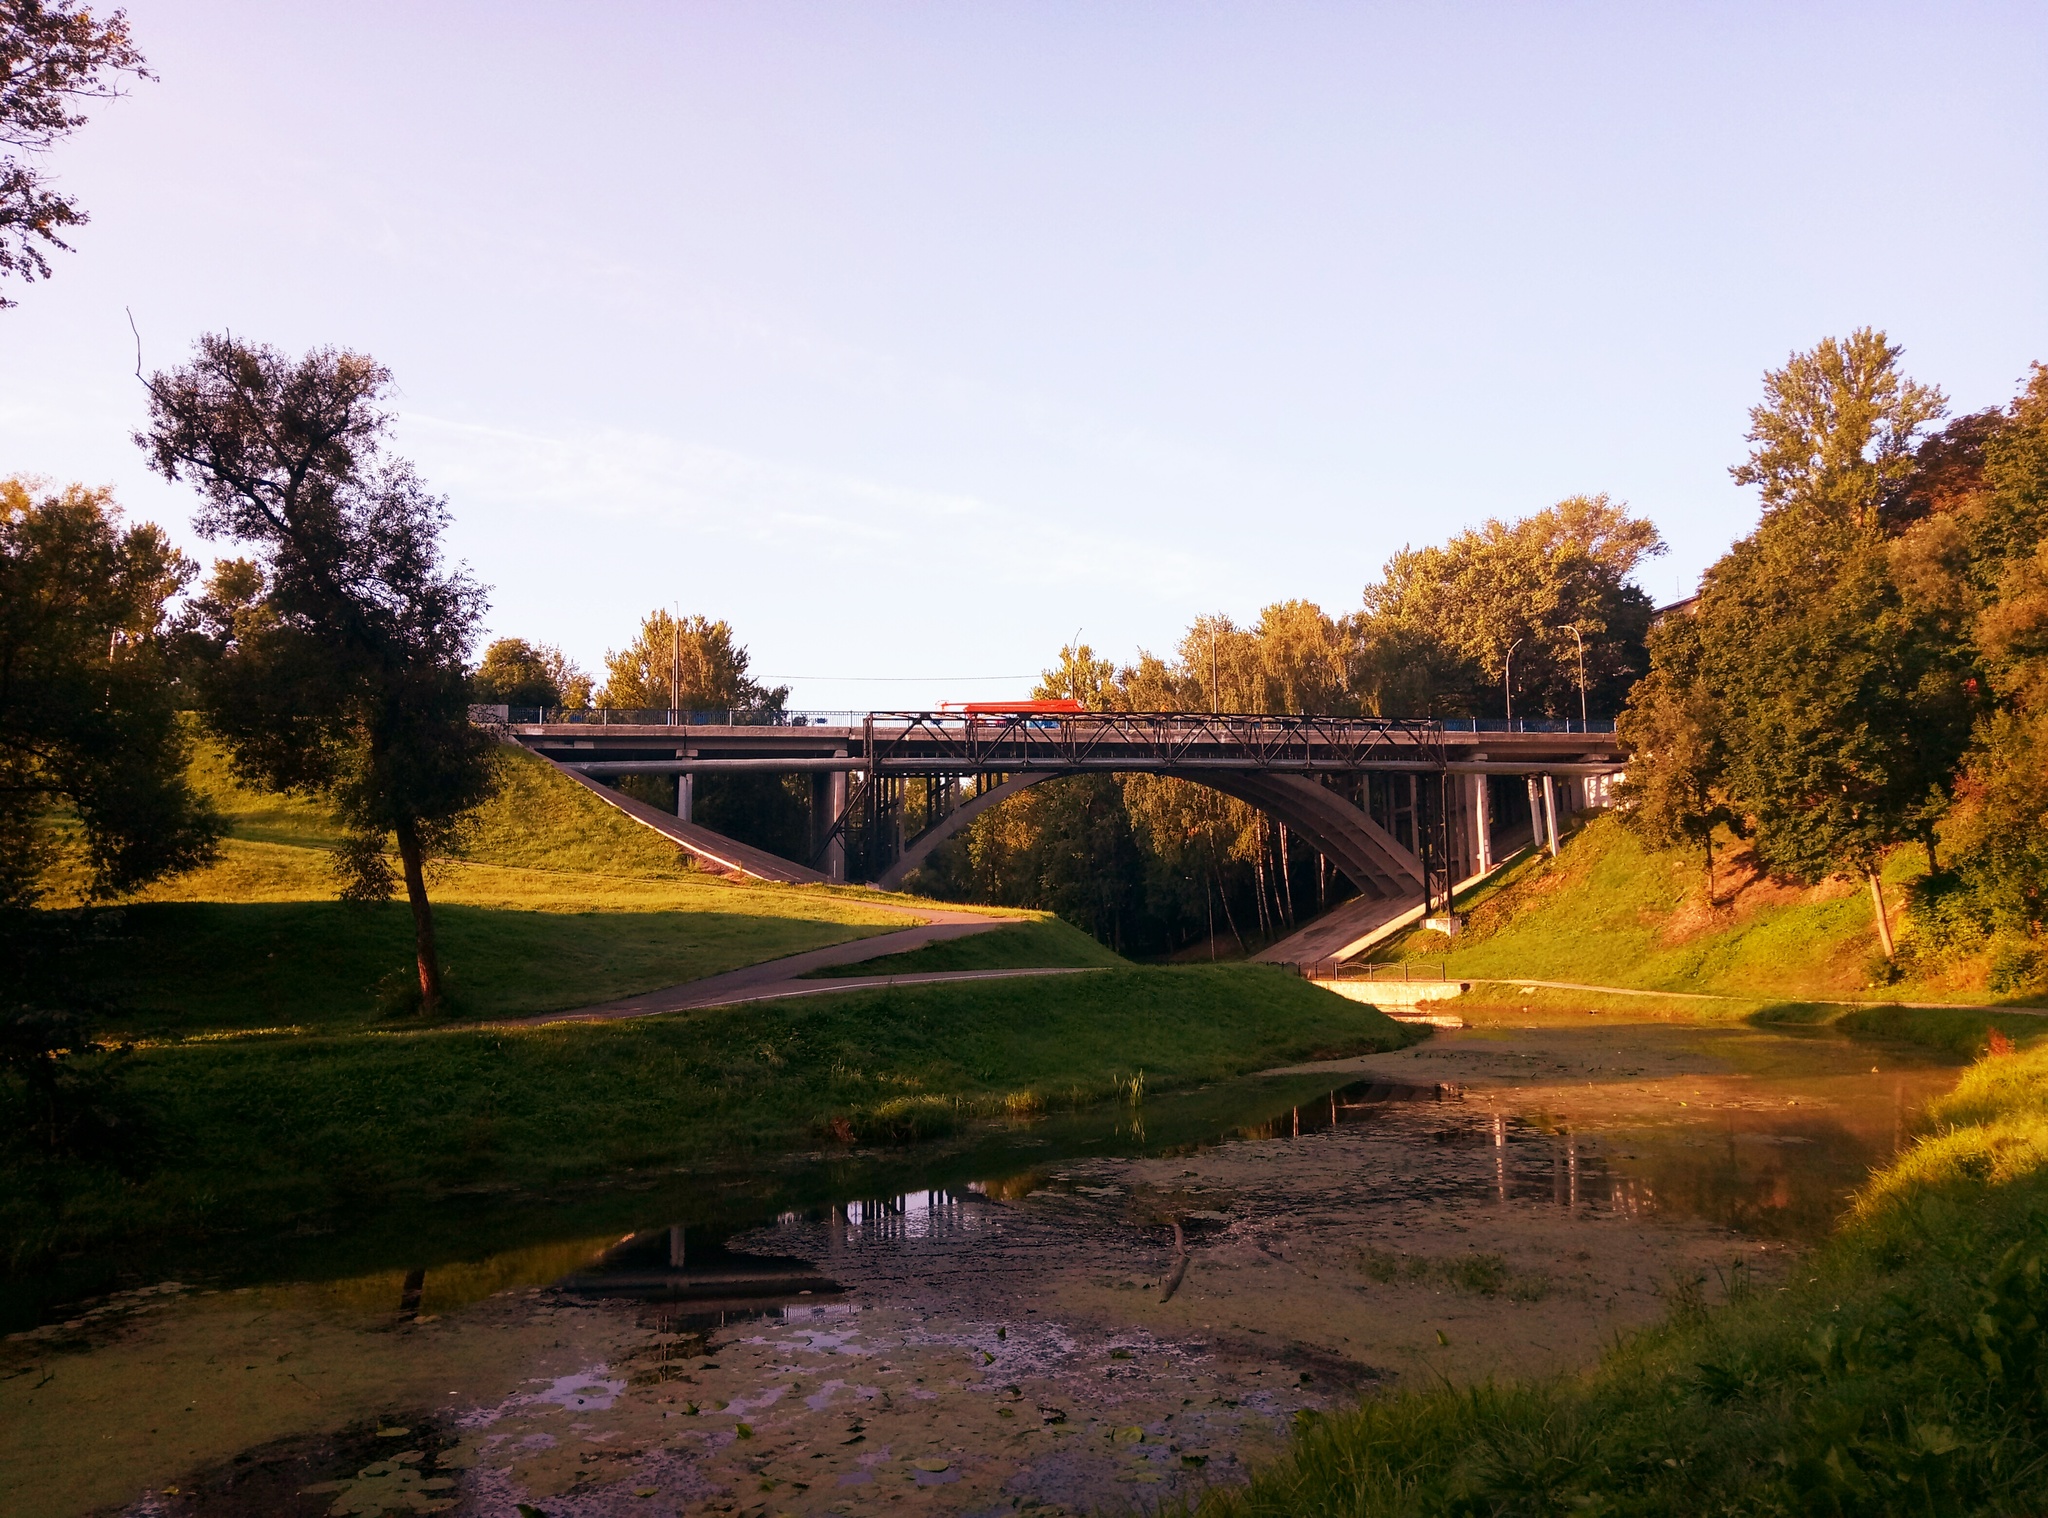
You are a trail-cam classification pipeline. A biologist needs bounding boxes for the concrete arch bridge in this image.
[507,710,1625,958]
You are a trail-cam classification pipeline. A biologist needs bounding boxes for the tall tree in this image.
[138,336,495,1014]
[0,0,150,305]
[598,611,786,712]
[1730,327,1948,530]
[1691,333,1963,956]
[0,476,217,907]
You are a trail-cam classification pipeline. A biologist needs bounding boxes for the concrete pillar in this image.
[676,750,694,821]
[1526,776,1543,851]
[1471,773,1493,873]
[826,755,848,882]
[1541,773,1560,857]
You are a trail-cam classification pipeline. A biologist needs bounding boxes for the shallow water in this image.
[2,1023,1960,1518]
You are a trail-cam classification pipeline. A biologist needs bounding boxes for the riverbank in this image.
[2,1018,1957,1518]
[1,965,1417,1326]
[1192,1032,2048,1516]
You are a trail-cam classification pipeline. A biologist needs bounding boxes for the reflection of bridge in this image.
[508,709,1625,932]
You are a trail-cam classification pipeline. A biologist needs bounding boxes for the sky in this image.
[3,2,2045,712]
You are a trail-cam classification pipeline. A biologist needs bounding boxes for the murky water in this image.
[2,1024,1959,1518]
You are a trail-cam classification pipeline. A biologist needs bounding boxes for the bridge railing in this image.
[499,707,869,728]
[1298,959,1451,983]
[1439,717,1616,734]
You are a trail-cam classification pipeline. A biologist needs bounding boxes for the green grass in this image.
[1191,1038,2048,1517]
[800,915,1128,977]
[2,966,1417,1305]
[48,739,925,1035]
[1374,812,2010,1005]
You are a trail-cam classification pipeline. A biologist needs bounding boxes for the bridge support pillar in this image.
[1541,773,1560,857]
[1472,773,1493,873]
[676,749,695,821]
[811,757,848,882]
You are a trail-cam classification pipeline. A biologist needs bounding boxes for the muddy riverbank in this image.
[4,1022,1959,1517]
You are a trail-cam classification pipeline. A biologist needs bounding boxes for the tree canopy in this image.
[0,0,150,304]
[138,335,495,1013]
[598,611,788,713]
[473,637,591,711]
[0,476,217,908]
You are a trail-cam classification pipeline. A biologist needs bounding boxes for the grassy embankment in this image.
[1194,1038,2048,1515]
[48,739,929,1035]
[7,740,1416,1316]
[1372,811,2040,1022]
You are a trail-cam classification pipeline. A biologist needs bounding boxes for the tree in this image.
[0,0,150,305]
[1699,333,1966,957]
[598,611,786,712]
[473,636,591,711]
[1616,612,1744,902]
[0,477,217,907]
[138,336,495,1014]
[1363,495,1665,717]
[1731,328,1947,530]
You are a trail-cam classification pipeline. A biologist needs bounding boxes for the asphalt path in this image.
[511,904,1093,1025]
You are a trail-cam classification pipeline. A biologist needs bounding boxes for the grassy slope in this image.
[55,740,919,1035]
[8,967,1415,1290]
[1372,811,2008,1004]
[1196,1039,2048,1517]
[802,916,1127,977]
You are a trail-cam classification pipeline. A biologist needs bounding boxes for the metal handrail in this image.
[1298,959,1450,983]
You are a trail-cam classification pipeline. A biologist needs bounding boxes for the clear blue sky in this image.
[4,2,2044,710]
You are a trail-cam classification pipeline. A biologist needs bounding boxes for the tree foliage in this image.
[472,636,591,711]
[138,335,495,1014]
[0,0,149,304]
[598,610,787,712]
[0,476,217,907]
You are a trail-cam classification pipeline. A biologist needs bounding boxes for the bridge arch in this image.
[875,768,1424,903]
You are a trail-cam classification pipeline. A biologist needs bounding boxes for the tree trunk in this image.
[1279,823,1296,925]
[1703,833,1715,909]
[1867,870,1896,961]
[394,819,444,1013]
[1213,860,1246,953]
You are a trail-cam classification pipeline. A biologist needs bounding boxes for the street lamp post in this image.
[1504,637,1525,722]
[1567,625,1587,729]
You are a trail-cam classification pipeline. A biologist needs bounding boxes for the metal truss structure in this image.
[858,711,1447,775]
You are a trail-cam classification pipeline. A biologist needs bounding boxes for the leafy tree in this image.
[138,336,495,1014]
[0,0,150,305]
[1730,327,1947,530]
[598,610,787,712]
[1615,613,1744,902]
[0,476,217,907]
[1364,494,1665,716]
[473,636,591,711]
[1689,333,1966,957]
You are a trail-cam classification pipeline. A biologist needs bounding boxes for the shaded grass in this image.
[45,741,929,1034]
[1191,1042,2048,1517]
[1,965,1418,1304]
[800,916,1127,978]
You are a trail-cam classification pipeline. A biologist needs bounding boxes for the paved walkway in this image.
[509,904,1034,1025]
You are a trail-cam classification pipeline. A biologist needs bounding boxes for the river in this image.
[2,1020,1959,1518]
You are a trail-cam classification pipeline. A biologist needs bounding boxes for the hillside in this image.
[1373,811,2014,1005]
[47,738,919,1034]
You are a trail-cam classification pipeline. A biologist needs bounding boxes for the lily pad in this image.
[913,1458,951,1472]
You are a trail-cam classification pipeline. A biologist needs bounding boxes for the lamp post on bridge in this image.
[1567,624,1587,730]
[1504,637,1525,723]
